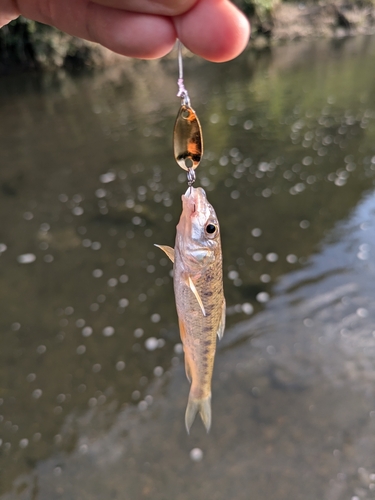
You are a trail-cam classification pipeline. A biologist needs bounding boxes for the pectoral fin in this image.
[217,300,226,340]
[185,276,206,317]
[154,244,174,263]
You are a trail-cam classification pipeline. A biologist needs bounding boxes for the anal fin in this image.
[217,300,226,340]
[184,356,192,383]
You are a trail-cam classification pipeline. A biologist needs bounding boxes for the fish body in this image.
[156,187,225,432]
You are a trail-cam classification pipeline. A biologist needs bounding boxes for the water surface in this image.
[1,35,375,500]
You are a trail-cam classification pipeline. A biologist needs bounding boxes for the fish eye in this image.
[206,223,217,235]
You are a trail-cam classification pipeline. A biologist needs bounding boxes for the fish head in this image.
[176,187,220,269]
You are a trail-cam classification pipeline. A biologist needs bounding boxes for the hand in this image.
[0,0,250,62]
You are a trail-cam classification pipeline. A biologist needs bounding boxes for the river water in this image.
[1,35,375,500]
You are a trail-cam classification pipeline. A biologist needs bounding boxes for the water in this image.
[1,35,375,499]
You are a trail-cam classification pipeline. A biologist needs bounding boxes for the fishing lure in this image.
[173,41,203,186]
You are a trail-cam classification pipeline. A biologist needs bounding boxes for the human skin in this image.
[0,0,250,61]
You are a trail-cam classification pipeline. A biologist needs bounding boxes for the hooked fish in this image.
[156,186,225,433]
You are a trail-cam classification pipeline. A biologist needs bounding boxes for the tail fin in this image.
[185,394,211,434]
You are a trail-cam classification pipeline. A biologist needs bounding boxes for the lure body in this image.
[174,105,203,171]
[156,187,225,432]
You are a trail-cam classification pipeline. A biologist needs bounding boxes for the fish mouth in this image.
[182,187,207,216]
[176,187,210,244]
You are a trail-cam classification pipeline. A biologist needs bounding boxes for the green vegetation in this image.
[235,0,280,20]
[0,17,97,73]
[234,0,375,21]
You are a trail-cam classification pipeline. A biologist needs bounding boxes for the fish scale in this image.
[177,258,224,402]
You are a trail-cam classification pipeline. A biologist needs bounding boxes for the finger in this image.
[92,0,198,16]
[174,0,250,62]
[84,4,177,58]
[16,0,177,59]
[0,0,20,28]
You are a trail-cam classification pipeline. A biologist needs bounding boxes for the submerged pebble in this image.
[19,439,29,449]
[116,361,125,371]
[17,253,36,264]
[145,337,158,351]
[256,292,270,303]
[190,448,204,462]
[100,172,116,183]
[82,327,93,337]
[102,326,115,337]
[242,303,254,315]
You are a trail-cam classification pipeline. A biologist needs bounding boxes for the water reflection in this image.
[1,35,375,499]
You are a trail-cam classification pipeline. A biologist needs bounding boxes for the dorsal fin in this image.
[154,244,174,263]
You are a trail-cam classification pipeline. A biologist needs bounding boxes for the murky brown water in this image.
[1,35,375,500]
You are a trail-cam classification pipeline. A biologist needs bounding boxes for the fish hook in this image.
[187,167,196,191]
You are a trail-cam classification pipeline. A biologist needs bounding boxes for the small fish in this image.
[156,187,225,433]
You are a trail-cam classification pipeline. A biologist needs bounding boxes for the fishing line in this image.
[177,40,190,107]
